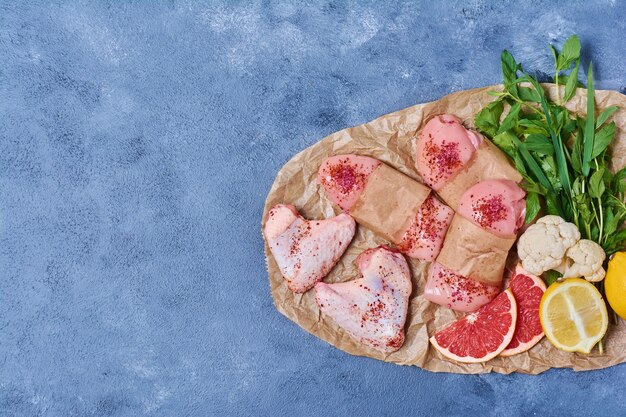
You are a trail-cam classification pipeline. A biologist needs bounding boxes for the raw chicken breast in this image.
[317,154,381,212]
[264,204,356,293]
[315,246,411,353]
[457,179,526,237]
[424,262,500,312]
[415,114,483,190]
[397,195,454,261]
[318,154,453,261]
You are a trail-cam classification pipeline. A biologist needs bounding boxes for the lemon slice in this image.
[539,278,608,353]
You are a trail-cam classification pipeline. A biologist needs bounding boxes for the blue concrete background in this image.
[2,1,626,416]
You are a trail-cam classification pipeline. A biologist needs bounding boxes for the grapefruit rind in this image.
[500,267,546,357]
[499,333,544,357]
[429,289,517,363]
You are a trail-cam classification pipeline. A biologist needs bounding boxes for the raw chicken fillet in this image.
[457,179,526,237]
[397,195,454,261]
[318,154,453,261]
[317,154,381,212]
[424,262,500,312]
[415,114,483,190]
[424,180,525,312]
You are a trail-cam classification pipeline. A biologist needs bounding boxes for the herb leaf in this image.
[517,87,542,103]
[612,167,626,194]
[501,50,520,97]
[589,168,606,199]
[556,35,581,71]
[592,121,616,158]
[474,99,504,138]
[563,58,580,102]
[525,134,554,156]
[582,63,595,176]
[492,131,517,158]
[596,105,619,128]
[525,191,541,223]
[497,103,521,134]
[518,119,549,135]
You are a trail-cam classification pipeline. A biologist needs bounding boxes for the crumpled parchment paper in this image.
[261,84,626,374]
[350,163,431,245]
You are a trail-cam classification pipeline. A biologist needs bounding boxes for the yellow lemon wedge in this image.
[605,252,626,320]
[539,278,608,353]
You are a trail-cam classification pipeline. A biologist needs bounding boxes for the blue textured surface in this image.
[2,1,626,416]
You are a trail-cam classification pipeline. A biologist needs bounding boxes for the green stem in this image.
[595,159,605,245]
[611,194,626,212]
[589,202,598,240]
[505,93,544,116]
[598,199,604,244]
[563,141,573,165]
[572,199,580,230]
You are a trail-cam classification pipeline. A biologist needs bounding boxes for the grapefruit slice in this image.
[430,289,517,363]
[500,265,546,356]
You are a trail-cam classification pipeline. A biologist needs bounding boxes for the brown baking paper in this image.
[350,163,431,244]
[262,84,626,374]
[437,215,515,286]
[438,139,523,210]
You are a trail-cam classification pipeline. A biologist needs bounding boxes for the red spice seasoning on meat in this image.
[364,299,386,323]
[322,158,368,195]
[440,268,492,306]
[423,136,462,184]
[288,223,312,272]
[471,194,507,229]
[397,196,447,256]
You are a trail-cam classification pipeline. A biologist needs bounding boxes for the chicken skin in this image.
[264,204,356,293]
[315,246,411,353]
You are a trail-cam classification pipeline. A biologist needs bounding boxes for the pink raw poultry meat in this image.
[396,195,454,260]
[424,262,500,312]
[264,204,355,293]
[457,179,526,237]
[424,180,525,312]
[415,114,483,190]
[315,246,411,353]
[317,154,381,212]
[318,154,453,261]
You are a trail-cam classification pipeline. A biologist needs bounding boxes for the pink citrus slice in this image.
[500,264,546,356]
[430,289,517,363]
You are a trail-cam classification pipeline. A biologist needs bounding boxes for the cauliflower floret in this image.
[562,239,606,282]
[517,215,581,276]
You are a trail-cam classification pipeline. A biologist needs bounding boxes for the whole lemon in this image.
[605,252,626,320]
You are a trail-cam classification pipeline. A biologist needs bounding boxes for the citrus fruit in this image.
[430,289,517,363]
[605,251,626,320]
[539,278,608,353]
[500,265,546,356]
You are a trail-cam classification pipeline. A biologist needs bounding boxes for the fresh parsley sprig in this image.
[475,35,626,255]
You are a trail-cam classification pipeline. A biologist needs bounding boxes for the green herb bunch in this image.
[475,35,626,255]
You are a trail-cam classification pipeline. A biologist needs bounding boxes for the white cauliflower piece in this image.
[517,215,581,276]
[562,239,606,282]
